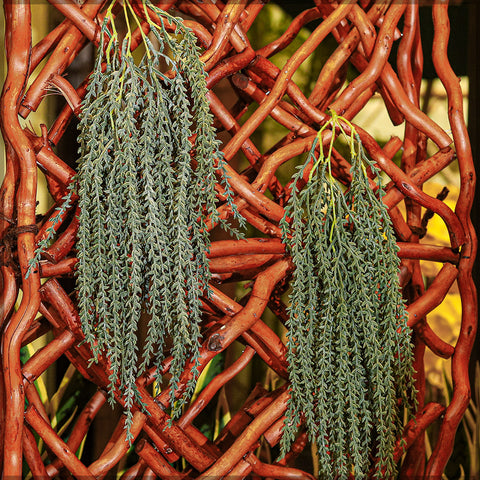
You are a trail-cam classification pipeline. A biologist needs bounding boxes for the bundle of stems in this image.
[280,112,416,479]
[72,0,242,439]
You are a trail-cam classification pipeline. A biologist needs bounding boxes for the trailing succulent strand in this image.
[280,112,416,479]
[72,1,243,439]
[26,182,76,277]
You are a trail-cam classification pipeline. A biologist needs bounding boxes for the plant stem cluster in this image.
[76,2,240,440]
[280,114,416,479]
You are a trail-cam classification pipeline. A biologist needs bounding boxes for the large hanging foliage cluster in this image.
[75,2,241,438]
[280,114,416,479]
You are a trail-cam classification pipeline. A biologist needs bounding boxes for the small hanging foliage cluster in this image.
[74,1,242,438]
[280,113,416,479]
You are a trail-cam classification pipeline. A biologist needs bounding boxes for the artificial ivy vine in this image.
[73,2,242,438]
[280,113,416,479]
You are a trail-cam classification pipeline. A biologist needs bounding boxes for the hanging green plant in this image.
[279,112,416,479]
[40,1,244,440]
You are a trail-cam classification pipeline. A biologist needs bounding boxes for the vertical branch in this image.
[397,4,427,476]
[427,2,478,476]
[0,1,41,478]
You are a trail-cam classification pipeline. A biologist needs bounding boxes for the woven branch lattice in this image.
[0,1,476,479]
